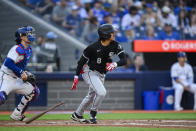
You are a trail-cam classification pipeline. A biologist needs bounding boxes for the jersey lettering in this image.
[97,58,102,64]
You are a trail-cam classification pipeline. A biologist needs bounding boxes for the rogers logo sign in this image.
[161,41,196,51]
[134,40,196,52]
[162,42,170,51]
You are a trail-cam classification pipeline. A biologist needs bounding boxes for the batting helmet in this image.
[177,51,186,58]
[15,26,35,43]
[98,24,116,39]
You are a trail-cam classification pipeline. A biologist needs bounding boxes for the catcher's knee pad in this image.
[18,87,40,114]
[23,87,40,102]
[32,87,40,100]
[0,91,7,105]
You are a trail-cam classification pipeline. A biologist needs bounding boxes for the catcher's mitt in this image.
[23,71,36,84]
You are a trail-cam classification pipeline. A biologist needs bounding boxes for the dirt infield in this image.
[0,110,195,115]
[0,119,196,129]
[1,111,196,129]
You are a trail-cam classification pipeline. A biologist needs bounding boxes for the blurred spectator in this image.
[116,0,128,17]
[140,3,160,27]
[121,6,141,30]
[91,1,107,23]
[173,0,192,16]
[163,0,171,8]
[158,6,177,28]
[43,32,60,71]
[158,23,180,40]
[35,0,55,21]
[75,0,88,20]
[177,9,190,30]
[26,0,43,9]
[134,1,144,15]
[62,5,82,36]
[152,1,159,12]
[171,52,196,111]
[189,13,196,35]
[116,25,135,43]
[31,35,46,63]
[52,0,70,25]
[184,11,196,37]
[100,12,112,25]
[83,1,92,15]
[143,25,158,40]
[45,64,54,72]
[102,1,112,12]
[111,6,121,27]
[130,55,148,72]
[115,25,135,58]
[114,54,133,72]
[118,0,127,10]
[81,16,99,43]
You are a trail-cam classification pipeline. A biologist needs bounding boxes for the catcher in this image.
[0,26,40,121]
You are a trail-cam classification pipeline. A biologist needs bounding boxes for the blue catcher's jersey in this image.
[1,44,32,77]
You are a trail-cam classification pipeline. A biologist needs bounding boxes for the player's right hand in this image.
[184,85,190,91]
[21,71,28,81]
[106,62,117,72]
[71,75,78,90]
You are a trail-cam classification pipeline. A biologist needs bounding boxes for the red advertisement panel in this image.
[134,40,196,52]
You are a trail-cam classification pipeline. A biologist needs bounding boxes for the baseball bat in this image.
[25,102,64,124]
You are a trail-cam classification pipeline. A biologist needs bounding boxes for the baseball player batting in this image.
[0,26,40,121]
[171,52,196,111]
[71,24,127,124]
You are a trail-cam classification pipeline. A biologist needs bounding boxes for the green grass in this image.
[0,112,196,120]
[0,113,196,131]
[0,126,195,131]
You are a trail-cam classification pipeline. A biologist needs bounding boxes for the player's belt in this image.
[0,70,17,79]
[90,69,106,78]
[91,69,105,75]
[89,67,105,75]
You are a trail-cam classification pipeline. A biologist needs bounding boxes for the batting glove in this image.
[71,75,78,90]
[106,62,117,72]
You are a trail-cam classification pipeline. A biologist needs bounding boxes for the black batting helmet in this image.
[98,24,116,40]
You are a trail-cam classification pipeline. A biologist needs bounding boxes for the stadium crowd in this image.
[16,0,196,72]
[18,0,196,41]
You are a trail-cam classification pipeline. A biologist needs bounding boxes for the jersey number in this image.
[97,58,102,64]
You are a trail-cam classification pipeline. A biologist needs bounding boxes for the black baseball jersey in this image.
[76,40,126,75]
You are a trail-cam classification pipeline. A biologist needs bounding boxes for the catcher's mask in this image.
[15,26,35,43]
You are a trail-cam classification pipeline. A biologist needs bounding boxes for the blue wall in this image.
[35,70,196,109]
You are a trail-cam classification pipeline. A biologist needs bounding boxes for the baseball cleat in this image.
[71,112,89,124]
[10,108,27,121]
[175,106,183,111]
[90,117,97,124]
[90,110,97,124]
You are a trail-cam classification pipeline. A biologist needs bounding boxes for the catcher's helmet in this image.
[177,51,186,58]
[98,24,116,39]
[15,26,35,43]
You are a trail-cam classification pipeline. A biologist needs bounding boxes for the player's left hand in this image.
[106,62,117,72]
[22,71,36,84]
[71,75,78,90]
[21,71,28,81]
[184,85,190,91]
